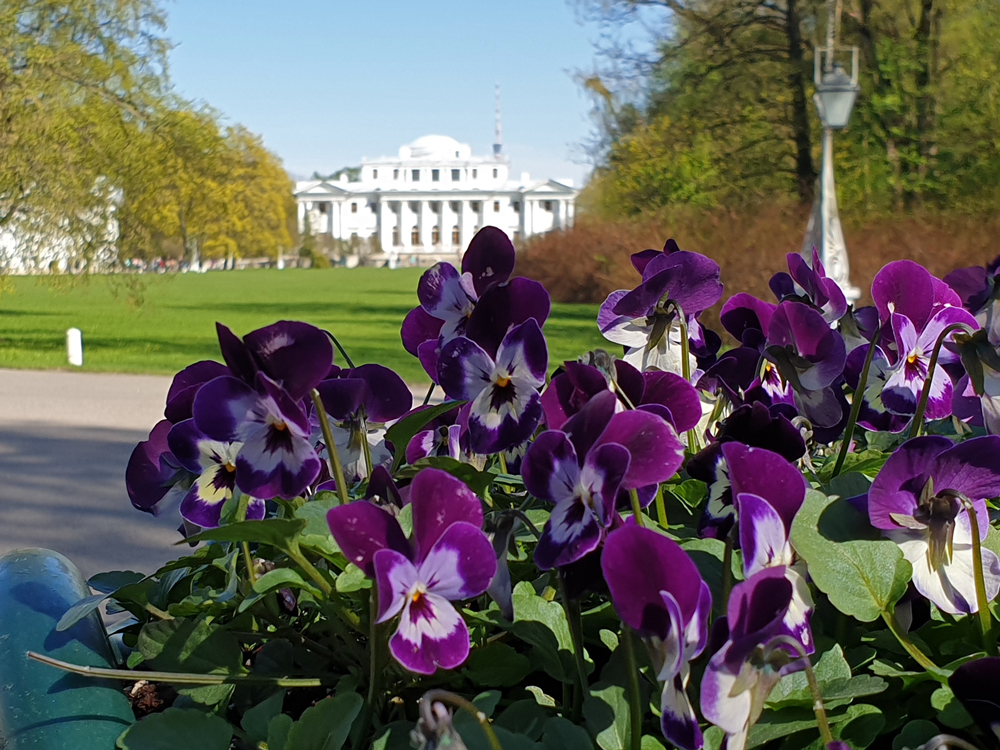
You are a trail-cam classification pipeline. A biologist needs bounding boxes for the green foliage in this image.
[116,708,233,750]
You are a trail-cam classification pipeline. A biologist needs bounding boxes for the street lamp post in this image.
[802,46,862,303]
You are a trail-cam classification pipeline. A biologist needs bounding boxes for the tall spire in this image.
[493,83,503,159]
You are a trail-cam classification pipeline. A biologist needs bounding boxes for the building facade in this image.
[294,135,577,259]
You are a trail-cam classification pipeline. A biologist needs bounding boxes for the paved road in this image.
[0,368,435,579]
[0,369,179,577]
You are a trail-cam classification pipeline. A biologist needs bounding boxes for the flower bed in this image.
[35,227,1000,749]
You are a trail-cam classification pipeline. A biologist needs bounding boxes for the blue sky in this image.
[164,1,633,185]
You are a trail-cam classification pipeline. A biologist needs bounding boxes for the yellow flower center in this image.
[224,462,236,473]
[496,375,511,388]
[906,352,919,366]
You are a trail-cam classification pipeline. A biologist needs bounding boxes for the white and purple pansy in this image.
[166,419,265,528]
[438,318,548,454]
[400,227,550,380]
[315,363,413,481]
[769,249,848,324]
[867,435,1000,615]
[326,468,496,674]
[701,568,812,750]
[125,419,193,516]
[603,524,711,750]
[598,248,723,374]
[192,372,322,500]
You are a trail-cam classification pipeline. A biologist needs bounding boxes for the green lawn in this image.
[0,269,604,383]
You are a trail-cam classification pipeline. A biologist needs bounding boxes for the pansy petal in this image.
[401,306,444,356]
[641,371,702,432]
[192,375,260,442]
[931,436,1000,512]
[583,443,631,521]
[354,364,413,423]
[164,360,230,423]
[700,642,752,736]
[868,435,953,530]
[722,443,807,531]
[409,468,484,562]
[256,373,311,435]
[466,277,552,358]
[166,419,211,474]
[374,547,417,623]
[467,384,542,455]
[594,410,684,489]
[950,657,1000,740]
[126,420,184,514]
[316,377,367,421]
[563,390,619,461]
[872,260,935,329]
[461,225,516,295]
[418,521,497,599]
[418,262,476,322]
[522,431,580,504]
[598,290,650,348]
[244,321,334,400]
[720,294,777,345]
[247,497,266,521]
[438,336,493,401]
[602,525,705,639]
[534,500,603,570]
[390,593,470,674]
[178,464,234,528]
[661,673,703,750]
[496,319,548,387]
[417,339,441,384]
[235,426,320,500]
[327,500,409,577]
[216,323,258,383]
[738,493,791,578]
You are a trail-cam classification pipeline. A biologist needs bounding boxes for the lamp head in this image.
[814,62,859,130]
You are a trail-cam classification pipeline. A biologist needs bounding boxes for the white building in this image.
[294,134,578,261]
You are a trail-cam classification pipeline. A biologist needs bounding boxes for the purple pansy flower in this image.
[598,247,723,373]
[868,435,1000,615]
[400,227,550,380]
[167,419,265,528]
[315,364,413,481]
[405,404,466,464]
[193,373,322,500]
[603,525,711,750]
[438,319,548,454]
[769,250,848,324]
[163,360,230,423]
[843,344,910,433]
[701,568,812,750]
[326,468,496,674]
[523,391,685,569]
[126,420,192,516]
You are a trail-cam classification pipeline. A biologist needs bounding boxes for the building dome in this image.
[401,135,470,160]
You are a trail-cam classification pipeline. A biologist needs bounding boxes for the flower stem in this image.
[622,626,643,750]
[422,382,436,406]
[28,651,332,687]
[235,492,258,585]
[654,485,668,529]
[327,332,357,369]
[960,496,996,654]
[359,415,374,479]
[909,323,974,439]
[421,690,504,750]
[285,541,363,634]
[767,635,833,745]
[310,389,349,506]
[832,330,879,479]
[359,587,384,744]
[721,532,734,609]
[559,572,589,723]
[678,315,698,454]
[880,609,948,682]
[629,489,646,528]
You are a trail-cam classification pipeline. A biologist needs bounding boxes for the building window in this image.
[513,230,521,241]
[432,226,440,245]
[455,150,460,157]
[492,168,498,178]
[411,169,420,182]
[513,201,520,212]
[543,200,553,211]
[350,232,358,242]
[351,202,358,213]
[452,225,460,245]
[393,169,399,180]
[449,200,460,213]
[409,200,420,213]
[432,169,440,182]
[411,226,420,245]
[430,201,440,213]
[392,227,400,246]
[493,201,500,212]
[317,203,328,214]
[470,201,480,212]
[451,169,460,182]
[472,169,478,179]
[373,169,378,179]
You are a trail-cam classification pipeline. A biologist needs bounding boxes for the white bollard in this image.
[66,328,84,367]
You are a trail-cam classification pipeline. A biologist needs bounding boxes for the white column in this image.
[377,199,388,253]
[440,200,453,250]
[400,200,412,249]
[297,201,306,234]
[419,200,432,250]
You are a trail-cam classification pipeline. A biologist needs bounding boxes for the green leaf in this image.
[177,682,234,708]
[371,722,416,750]
[767,645,852,707]
[667,478,707,512]
[892,720,941,750]
[583,682,631,750]
[465,642,533,687]
[242,690,285,745]
[59,570,148,631]
[931,686,974,729]
[89,570,146,593]
[116,708,233,750]
[543,717,595,749]
[181,518,307,549]
[825,471,873,501]
[495,699,551,739]
[526,686,558,708]
[56,592,114,632]
[640,738,666,750]
[790,490,911,621]
[253,567,324,597]
[295,496,342,557]
[399,456,495,496]
[385,399,465,468]
[267,714,294,750]
[835,703,885,749]
[511,581,590,683]
[680,537,738,615]
[137,617,242,675]
[285,692,364,750]
[335,563,371,593]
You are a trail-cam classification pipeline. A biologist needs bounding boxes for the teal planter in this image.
[0,549,134,748]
